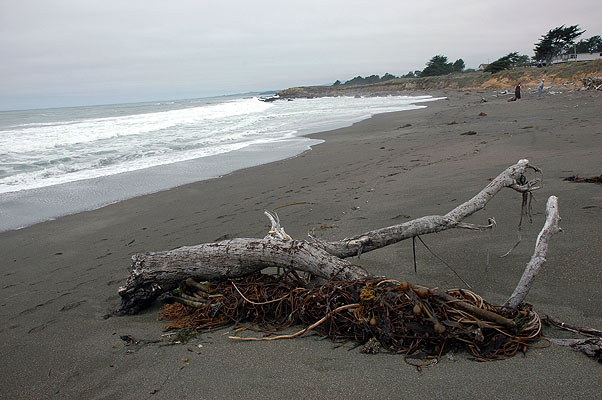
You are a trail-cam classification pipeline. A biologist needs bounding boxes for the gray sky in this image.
[1,0,601,110]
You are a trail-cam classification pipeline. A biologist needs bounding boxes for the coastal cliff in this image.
[277,60,602,98]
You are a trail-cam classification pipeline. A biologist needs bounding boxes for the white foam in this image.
[0,95,442,195]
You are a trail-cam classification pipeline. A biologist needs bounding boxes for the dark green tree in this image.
[364,74,381,84]
[332,80,341,86]
[380,73,398,82]
[484,57,513,73]
[575,35,602,53]
[345,76,366,85]
[421,55,454,76]
[533,25,585,65]
[452,59,465,72]
[484,52,531,73]
[344,75,381,85]
[512,54,531,67]
[401,71,416,78]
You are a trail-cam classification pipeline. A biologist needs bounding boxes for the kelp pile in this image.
[159,273,542,363]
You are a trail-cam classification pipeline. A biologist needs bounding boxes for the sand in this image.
[1,88,601,399]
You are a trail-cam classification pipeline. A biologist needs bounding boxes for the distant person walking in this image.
[538,79,545,97]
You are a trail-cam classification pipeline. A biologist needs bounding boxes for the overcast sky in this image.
[1,0,601,110]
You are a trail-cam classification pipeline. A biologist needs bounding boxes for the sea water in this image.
[0,94,441,231]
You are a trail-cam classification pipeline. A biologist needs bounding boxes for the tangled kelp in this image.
[159,273,542,363]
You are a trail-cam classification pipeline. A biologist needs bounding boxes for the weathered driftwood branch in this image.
[317,159,540,258]
[543,314,602,337]
[118,238,369,314]
[543,314,602,361]
[264,210,292,241]
[504,196,561,310]
[117,159,543,315]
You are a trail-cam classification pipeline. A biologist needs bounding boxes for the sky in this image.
[1,0,601,110]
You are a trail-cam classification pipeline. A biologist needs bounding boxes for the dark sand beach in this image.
[1,89,601,399]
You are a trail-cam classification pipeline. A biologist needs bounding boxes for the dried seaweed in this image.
[563,175,602,185]
[159,273,542,363]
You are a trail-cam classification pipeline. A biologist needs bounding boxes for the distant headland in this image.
[277,60,602,99]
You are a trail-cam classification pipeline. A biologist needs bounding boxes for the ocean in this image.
[0,94,441,231]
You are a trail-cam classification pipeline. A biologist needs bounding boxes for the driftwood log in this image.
[117,159,549,315]
[580,75,602,91]
[504,196,561,309]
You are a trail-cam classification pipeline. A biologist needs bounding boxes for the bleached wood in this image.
[264,210,292,241]
[117,238,369,314]
[504,196,561,310]
[117,160,545,314]
[318,159,539,258]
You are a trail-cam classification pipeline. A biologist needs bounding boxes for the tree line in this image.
[486,25,601,73]
[334,24,601,86]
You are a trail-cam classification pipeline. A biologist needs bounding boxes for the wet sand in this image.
[1,88,601,399]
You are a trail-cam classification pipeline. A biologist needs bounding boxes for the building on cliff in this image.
[551,52,602,64]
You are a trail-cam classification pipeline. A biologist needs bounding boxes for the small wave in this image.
[0,97,272,153]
